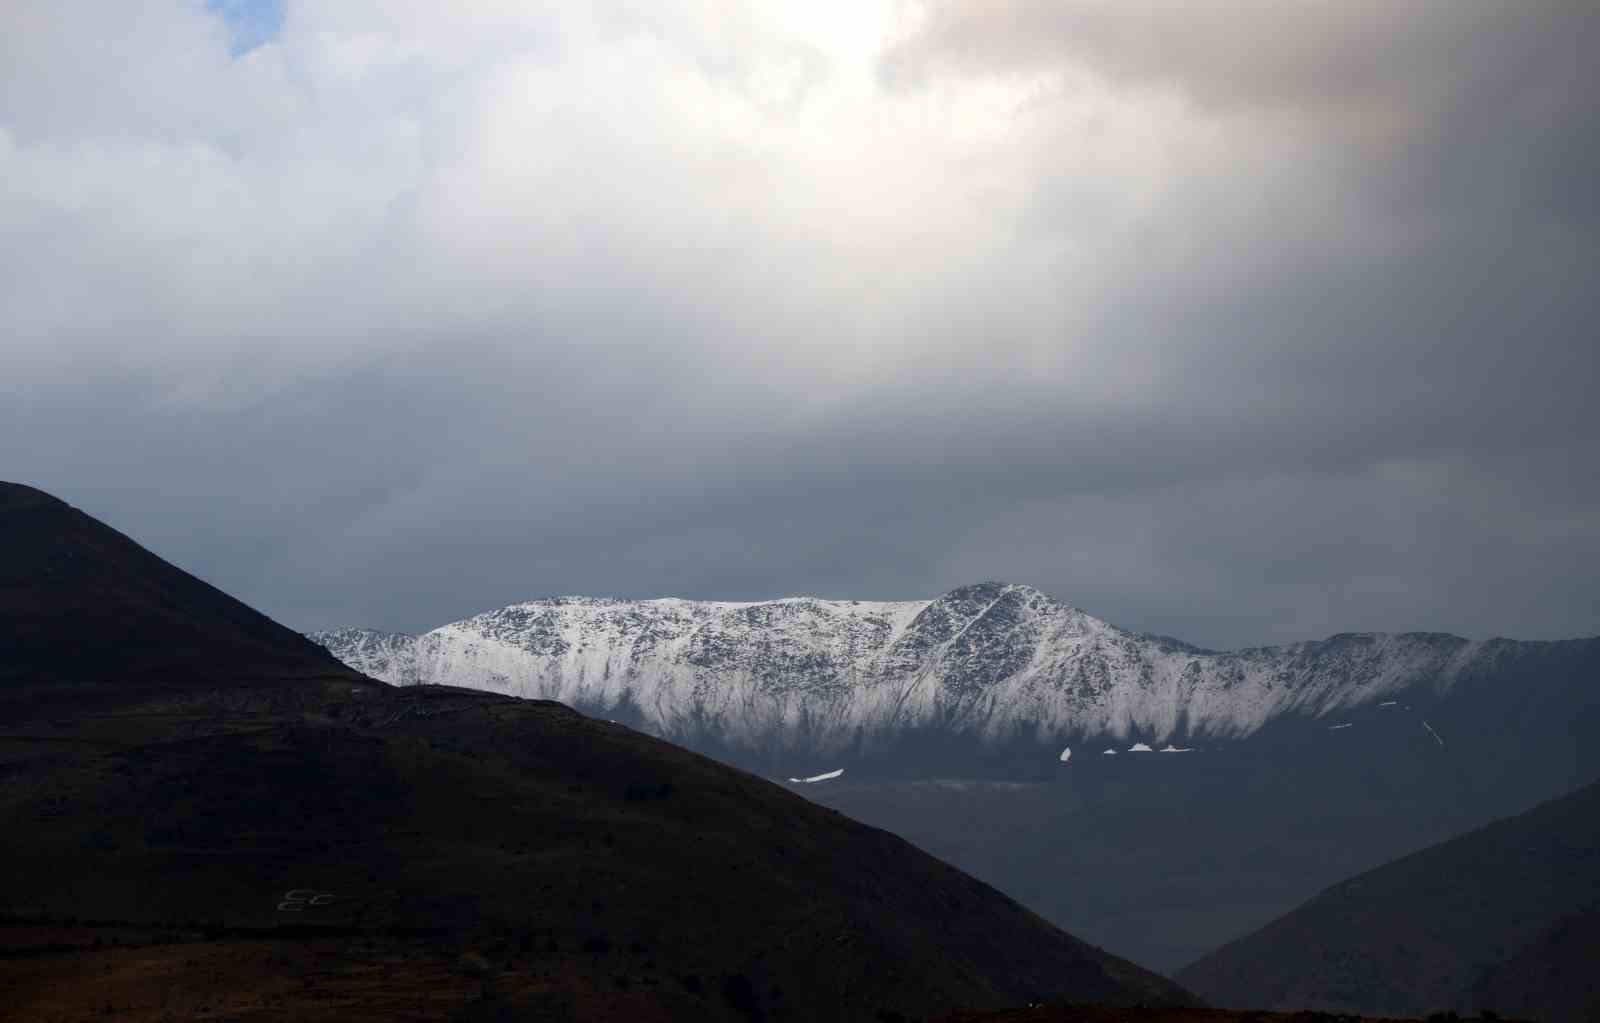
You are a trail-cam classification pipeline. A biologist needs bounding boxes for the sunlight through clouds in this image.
[1,1,1595,646]
[206,0,285,55]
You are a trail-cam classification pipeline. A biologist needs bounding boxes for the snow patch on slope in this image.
[789,769,844,784]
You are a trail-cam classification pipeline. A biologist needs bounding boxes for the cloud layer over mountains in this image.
[3,1,1596,648]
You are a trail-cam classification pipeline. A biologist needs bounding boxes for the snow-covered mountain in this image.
[309,582,1523,760]
[305,627,418,686]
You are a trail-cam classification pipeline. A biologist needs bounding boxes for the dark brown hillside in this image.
[1176,779,1600,1021]
[0,481,365,689]
[932,1005,1519,1023]
[1479,909,1600,1023]
[0,483,1191,1021]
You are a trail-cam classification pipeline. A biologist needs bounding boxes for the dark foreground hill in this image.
[0,482,365,689]
[933,1006,1517,1023]
[1176,778,1600,1021]
[0,483,1189,1022]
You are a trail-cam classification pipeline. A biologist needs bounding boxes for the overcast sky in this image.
[3,1,1597,648]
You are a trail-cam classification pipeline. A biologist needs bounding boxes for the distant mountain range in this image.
[312,587,1600,974]
[1178,778,1600,1022]
[310,583,1587,773]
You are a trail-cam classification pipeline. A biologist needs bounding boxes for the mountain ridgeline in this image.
[1,482,362,690]
[312,583,1599,776]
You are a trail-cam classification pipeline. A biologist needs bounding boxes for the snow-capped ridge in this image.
[311,582,1505,759]
[307,627,418,685]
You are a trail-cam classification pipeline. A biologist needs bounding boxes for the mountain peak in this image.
[0,479,67,511]
[936,580,1061,605]
[1,482,364,689]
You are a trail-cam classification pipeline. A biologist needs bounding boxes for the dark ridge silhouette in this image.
[0,482,1191,1021]
[0,481,363,688]
[1177,778,1600,1022]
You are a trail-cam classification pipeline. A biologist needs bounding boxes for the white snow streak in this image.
[789,769,845,784]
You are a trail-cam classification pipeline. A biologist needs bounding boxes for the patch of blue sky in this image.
[206,0,285,56]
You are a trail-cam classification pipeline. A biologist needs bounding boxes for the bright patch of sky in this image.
[206,0,283,55]
[2,1,1596,649]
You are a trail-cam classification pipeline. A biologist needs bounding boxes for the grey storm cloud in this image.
[2,1,1596,649]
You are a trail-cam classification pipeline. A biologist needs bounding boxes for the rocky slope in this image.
[312,582,1532,763]
[306,626,419,685]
